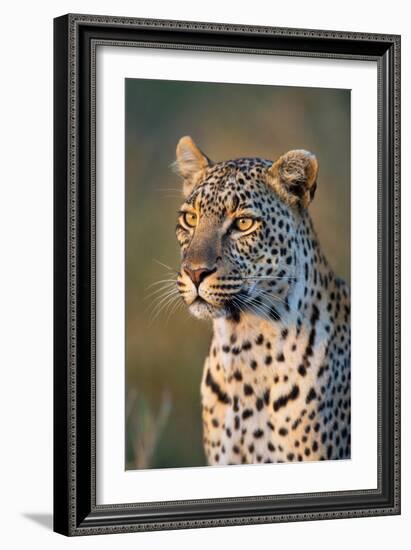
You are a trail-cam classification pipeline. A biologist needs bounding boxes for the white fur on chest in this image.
[203,315,328,464]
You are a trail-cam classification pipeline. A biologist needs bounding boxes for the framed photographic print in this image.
[53,14,401,536]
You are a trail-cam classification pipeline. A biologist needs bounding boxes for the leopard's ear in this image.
[174,136,212,196]
[267,150,319,208]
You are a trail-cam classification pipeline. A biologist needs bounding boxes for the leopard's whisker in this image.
[146,288,177,307]
[149,292,180,324]
[241,276,297,281]
[256,288,301,319]
[153,258,179,274]
[144,282,176,300]
[231,296,248,319]
[145,278,177,290]
[144,290,177,311]
[240,295,276,324]
[158,294,182,322]
[165,295,184,324]
[143,282,177,300]
[236,287,293,325]
[147,288,179,317]
[153,187,182,193]
[232,294,273,325]
[161,293,182,321]
[243,265,298,277]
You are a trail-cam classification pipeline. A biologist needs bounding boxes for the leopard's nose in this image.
[183,265,216,288]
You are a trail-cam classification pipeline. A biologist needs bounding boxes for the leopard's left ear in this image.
[267,150,319,208]
[174,136,213,197]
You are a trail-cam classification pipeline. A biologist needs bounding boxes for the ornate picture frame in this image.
[53,14,400,536]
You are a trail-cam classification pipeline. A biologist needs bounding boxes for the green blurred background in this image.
[125,78,350,470]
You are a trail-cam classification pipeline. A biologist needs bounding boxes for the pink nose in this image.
[183,265,215,287]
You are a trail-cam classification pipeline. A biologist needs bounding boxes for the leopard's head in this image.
[174,136,319,320]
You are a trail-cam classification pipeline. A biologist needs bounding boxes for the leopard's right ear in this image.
[174,136,212,196]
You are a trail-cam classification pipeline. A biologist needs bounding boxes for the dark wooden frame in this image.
[53,13,401,536]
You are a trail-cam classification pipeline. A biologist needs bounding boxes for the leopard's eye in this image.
[182,211,198,228]
[234,217,255,232]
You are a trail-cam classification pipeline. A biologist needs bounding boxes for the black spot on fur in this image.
[242,409,254,420]
[298,364,307,376]
[205,369,230,404]
[306,387,317,404]
[273,385,300,412]
[253,429,264,439]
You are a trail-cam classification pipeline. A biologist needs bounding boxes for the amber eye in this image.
[182,211,198,228]
[234,217,255,232]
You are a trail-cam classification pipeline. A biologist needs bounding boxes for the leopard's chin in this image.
[188,298,227,320]
[188,296,246,321]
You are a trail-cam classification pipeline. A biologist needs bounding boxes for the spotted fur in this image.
[174,136,350,465]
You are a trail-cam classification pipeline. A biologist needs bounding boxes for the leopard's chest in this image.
[201,321,333,465]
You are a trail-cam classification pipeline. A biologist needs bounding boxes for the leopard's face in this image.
[173,137,318,321]
[175,160,299,320]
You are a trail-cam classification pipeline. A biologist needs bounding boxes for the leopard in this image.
[173,136,350,465]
